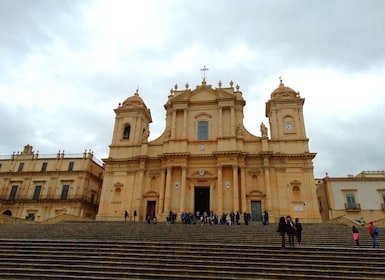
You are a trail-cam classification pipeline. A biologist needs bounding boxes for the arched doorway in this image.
[3,210,12,216]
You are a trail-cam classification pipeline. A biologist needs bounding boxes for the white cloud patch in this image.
[1,0,384,178]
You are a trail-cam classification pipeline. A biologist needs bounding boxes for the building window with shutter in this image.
[61,185,69,200]
[41,162,48,172]
[18,162,24,172]
[68,162,74,171]
[33,186,42,201]
[346,193,357,209]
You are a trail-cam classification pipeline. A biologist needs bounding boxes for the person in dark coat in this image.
[277,216,287,249]
[263,210,269,225]
[295,217,303,246]
[285,216,295,247]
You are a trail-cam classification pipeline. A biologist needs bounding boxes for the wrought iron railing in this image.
[0,194,98,206]
[344,203,361,211]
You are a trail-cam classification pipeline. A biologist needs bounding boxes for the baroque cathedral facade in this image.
[96,78,321,223]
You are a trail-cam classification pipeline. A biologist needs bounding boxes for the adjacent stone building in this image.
[0,145,104,222]
[316,171,385,223]
[97,78,321,223]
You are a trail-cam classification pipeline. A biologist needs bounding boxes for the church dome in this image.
[122,90,146,107]
[271,80,297,99]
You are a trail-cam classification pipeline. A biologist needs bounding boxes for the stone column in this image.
[263,157,272,215]
[158,169,166,215]
[171,111,176,139]
[230,106,235,136]
[164,166,172,213]
[240,167,247,212]
[134,165,145,219]
[218,107,223,137]
[232,165,239,210]
[182,109,187,139]
[217,165,223,214]
[179,166,187,213]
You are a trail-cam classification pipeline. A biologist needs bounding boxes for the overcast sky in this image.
[1,0,384,178]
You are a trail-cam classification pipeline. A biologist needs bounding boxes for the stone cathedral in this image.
[96,78,321,223]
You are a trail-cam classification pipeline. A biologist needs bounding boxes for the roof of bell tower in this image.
[271,79,297,99]
[122,89,147,108]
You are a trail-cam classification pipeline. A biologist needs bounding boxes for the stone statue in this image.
[260,122,268,137]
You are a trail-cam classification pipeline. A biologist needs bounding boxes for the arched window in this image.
[123,125,131,139]
[197,121,208,140]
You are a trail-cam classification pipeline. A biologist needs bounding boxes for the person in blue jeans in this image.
[368,221,380,248]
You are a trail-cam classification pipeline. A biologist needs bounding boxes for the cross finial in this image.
[200,65,209,80]
[279,76,283,84]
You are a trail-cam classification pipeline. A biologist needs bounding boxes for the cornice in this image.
[323,177,385,182]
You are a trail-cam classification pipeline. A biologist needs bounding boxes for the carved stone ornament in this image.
[199,168,205,176]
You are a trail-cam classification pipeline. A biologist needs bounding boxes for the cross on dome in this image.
[200,65,209,81]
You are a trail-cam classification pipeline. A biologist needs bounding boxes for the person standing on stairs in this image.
[352,225,360,248]
[263,210,269,225]
[368,221,380,248]
[294,218,303,246]
[278,216,287,249]
[286,216,295,247]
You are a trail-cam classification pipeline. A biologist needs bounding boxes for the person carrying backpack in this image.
[368,221,380,248]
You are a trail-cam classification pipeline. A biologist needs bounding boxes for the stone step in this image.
[0,222,379,247]
[0,247,384,269]
[0,222,383,279]
[0,240,384,279]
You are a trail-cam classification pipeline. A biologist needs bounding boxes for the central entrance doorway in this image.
[194,187,210,216]
[146,201,156,221]
[251,200,262,221]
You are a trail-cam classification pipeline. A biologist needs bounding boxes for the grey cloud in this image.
[0,0,384,179]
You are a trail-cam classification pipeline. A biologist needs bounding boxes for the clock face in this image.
[285,123,293,130]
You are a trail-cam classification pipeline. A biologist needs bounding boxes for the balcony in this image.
[344,203,361,211]
[0,194,98,209]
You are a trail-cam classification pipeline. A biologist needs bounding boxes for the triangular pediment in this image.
[189,84,217,102]
[168,82,237,104]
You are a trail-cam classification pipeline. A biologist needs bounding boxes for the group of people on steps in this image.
[277,216,303,249]
[352,221,380,248]
[278,216,381,249]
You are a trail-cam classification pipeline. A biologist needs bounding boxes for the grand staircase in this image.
[0,221,383,279]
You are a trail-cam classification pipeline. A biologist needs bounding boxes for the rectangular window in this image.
[197,121,209,140]
[17,162,24,172]
[346,193,357,209]
[9,185,18,201]
[33,185,42,201]
[41,162,48,172]
[382,194,385,204]
[0,163,2,170]
[61,185,69,200]
[68,162,74,171]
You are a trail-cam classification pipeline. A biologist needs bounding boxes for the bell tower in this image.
[265,79,309,153]
[108,89,152,159]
